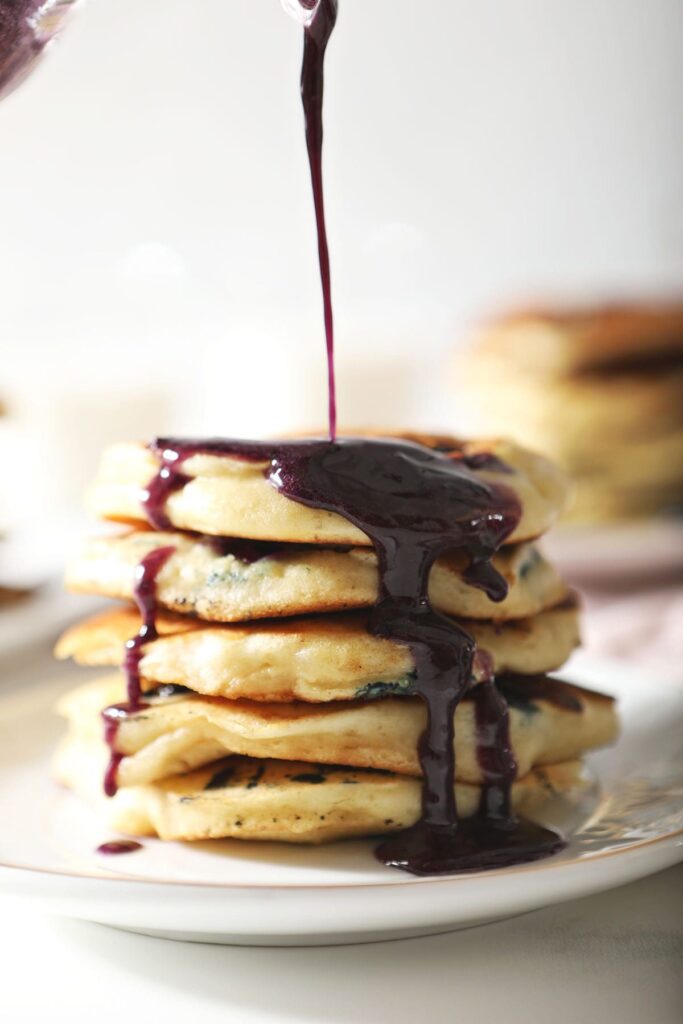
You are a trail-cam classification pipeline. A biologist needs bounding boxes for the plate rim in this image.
[1,823,682,891]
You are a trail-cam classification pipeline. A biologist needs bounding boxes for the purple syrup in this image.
[374,674,563,875]
[0,0,74,99]
[123,545,175,708]
[298,0,338,439]
[102,701,149,798]
[96,840,142,856]
[141,451,190,530]
[138,434,564,873]
[102,545,174,797]
[102,710,125,799]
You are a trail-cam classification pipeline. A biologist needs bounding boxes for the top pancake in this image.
[469,301,683,377]
[87,432,570,545]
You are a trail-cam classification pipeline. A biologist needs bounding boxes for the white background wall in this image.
[1,0,682,541]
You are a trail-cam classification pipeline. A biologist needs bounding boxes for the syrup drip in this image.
[140,435,565,874]
[123,545,175,708]
[102,545,174,797]
[102,707,126,799]
[96,840,142,855]
[298,0,338,439]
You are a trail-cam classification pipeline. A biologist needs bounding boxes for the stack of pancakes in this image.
[53,433,618,844]
[456,303,683,522]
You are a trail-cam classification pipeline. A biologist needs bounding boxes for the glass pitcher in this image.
[0,0,79,100]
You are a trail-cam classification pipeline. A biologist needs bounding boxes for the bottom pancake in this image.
[54,738,591,844]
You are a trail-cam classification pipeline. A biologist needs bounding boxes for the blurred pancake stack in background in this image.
[456,301,683,524]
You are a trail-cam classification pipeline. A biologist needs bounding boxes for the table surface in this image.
[2,863,682,1024]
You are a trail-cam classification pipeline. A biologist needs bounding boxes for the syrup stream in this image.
[299,0,338,439]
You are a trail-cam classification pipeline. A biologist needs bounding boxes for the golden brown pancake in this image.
[56,601,580,702]
[57,673,617,788]
[65,531,568,623]
[471,302,683,375]
[461,359,683,448]
[53,741,592,844]
[87,434,570,545]
[457,303,683,522]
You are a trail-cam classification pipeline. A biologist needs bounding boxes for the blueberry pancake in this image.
[65,531,568,623]
[466,303,683,376]
[56,601,580,703]
[53,744,592,844]
[88,434,570,545]
[57,673,616,788]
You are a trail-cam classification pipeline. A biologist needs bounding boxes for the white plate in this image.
[0,650,682,946]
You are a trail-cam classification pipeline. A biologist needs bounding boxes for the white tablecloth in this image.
[2,863,682,1023]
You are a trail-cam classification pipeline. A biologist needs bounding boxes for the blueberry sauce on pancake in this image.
[102,703,129,798]
[137,435,565,874]
[102,545,174,796]
[123,546,175,709]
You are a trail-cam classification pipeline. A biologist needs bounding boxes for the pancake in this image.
[56,601,581,702]
[568,480,683,523]
[57,673,617,788]
[456,381,683,521]
[457,304,683,523]
[53,742,591,843]
[87,434,570,545]
[467,302,683,376]
[459,357,683,454]
[65,531,568,623]
[547,424,683,487]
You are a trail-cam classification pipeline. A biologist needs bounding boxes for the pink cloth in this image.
[580,579,683,683]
